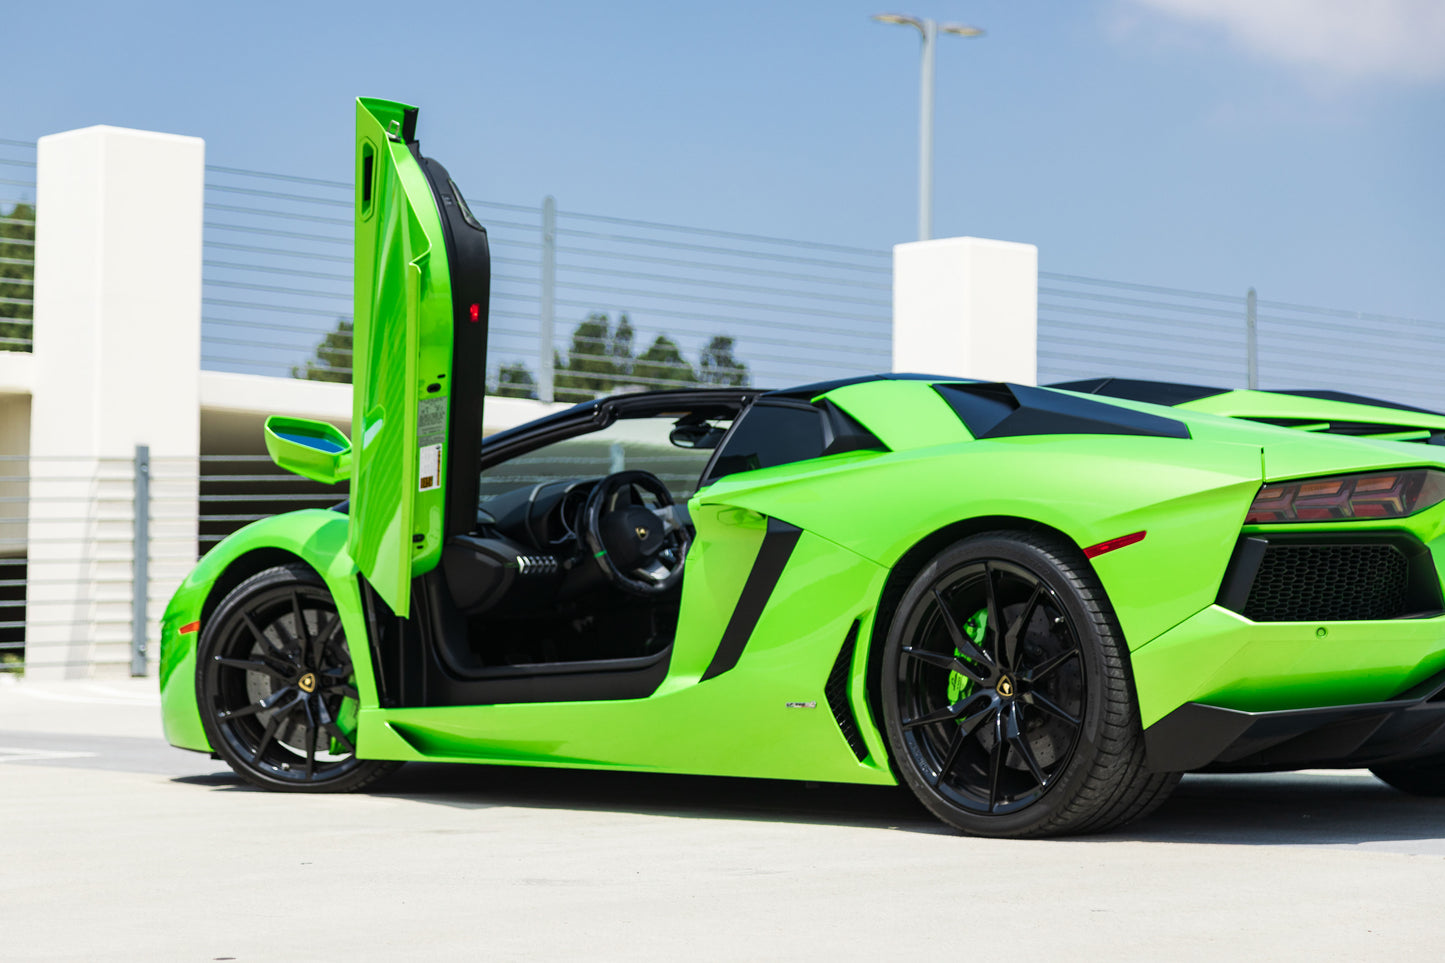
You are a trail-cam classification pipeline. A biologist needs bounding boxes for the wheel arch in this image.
[862,515,1088,766]
[199,547,324,630]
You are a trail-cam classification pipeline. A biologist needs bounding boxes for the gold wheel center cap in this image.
[297,672,317,694]
[996,676,1015,698]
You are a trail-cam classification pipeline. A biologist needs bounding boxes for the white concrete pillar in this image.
[892,236,1039,385]
[28,126,203,679]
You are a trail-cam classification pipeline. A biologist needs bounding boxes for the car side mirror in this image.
[670,424,726,450]
[264,416,353,484]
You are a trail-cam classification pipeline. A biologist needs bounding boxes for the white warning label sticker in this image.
[418,443,442,492]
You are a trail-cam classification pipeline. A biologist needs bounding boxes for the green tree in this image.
[495,361,537,399]
[633,335,695,389]
[0,202,36,351]
[554,311,631,403]
[292,316,353,383]
[698,335,750,387]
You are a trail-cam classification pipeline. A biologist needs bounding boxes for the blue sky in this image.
[6,0,1443,320]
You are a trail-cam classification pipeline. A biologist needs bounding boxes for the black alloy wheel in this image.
[881,532,1177,837]
[197,564,399,793]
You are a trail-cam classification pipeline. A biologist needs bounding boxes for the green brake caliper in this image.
[947,610,988,703]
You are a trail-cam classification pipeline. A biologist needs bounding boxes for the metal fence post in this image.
[131,444,150,677]
[1245,287,1258,390]
[539,195,556,403]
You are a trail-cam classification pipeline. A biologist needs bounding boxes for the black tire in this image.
[197,563,401,793]
[1371,756,1445,796]
[880,531,1177,838]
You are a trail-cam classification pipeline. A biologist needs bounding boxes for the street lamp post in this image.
[872,13,984,241]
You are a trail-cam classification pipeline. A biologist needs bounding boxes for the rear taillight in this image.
[1246,469,1445,523]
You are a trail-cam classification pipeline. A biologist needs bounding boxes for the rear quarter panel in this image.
[697,433,1265,654]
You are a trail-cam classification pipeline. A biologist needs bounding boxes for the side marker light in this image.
[468,303,480,323]
[179,621,200,634]
[1084,531,1146,559]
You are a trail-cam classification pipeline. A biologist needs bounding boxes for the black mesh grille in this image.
[825,623,869,761]
[1243,543,1409,621]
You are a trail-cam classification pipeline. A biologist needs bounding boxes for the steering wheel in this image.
[581,470,690,597]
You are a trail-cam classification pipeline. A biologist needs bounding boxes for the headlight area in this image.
[1246,469,1445,523]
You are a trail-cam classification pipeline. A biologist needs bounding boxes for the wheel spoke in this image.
[322,681,359,700]
[251,696,301,764]
[902,645,987,686]
[902,691,990,731]
[982,563,1005,667]
[1003,583,1045,671]
[1023,647,1081,685]
[290,591,314,664]
[326,719,355,755]
[213,656,287,683]
[930,588,992,670]
[313,613,344,668]
[241,611,286,659]
[1006,703,1048,788]
[314,699,355,756]
[986,710,1006,812]
[1023,689,1082,728]
[930,727,967,788]
[217,686,290,722]
[304,731,318,780]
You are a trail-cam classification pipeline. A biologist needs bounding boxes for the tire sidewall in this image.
[881,533,1123,836]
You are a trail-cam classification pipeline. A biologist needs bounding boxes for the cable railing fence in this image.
[199,454,346,552]
[200,165,894,396]
[1038,272,1445,413]
[0,137,36,354]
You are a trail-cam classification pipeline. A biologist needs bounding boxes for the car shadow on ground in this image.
[177,763,1445,844]
[1107,771,1445,847]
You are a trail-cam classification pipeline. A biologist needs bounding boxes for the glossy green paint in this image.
[161,100,1445,783]
[1131,606,1445,727]
[823,379,973,450]
[349,98,455,616]
[159,510,376,753]
[1178,388,1445,434]
[353,528,893,782]
[703,382,1270,654]
[264,416,352,484]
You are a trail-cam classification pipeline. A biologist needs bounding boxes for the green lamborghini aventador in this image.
[160,98,1445,837]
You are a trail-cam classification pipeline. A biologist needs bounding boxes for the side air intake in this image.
[825,622,869,762]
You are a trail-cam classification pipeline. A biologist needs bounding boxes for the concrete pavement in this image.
[2,675,1443,961]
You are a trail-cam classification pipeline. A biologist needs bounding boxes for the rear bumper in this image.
[1145,667,1445,772]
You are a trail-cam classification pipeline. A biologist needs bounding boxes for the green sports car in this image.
[160,98,1445,837]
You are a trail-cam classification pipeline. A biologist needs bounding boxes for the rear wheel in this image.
[881,532,1177,837]
[197,564,400,793]
[1371,756,1445,796]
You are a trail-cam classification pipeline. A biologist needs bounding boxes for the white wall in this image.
[27,126,204,679]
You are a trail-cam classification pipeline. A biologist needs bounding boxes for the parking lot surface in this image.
[2,675,1442,961]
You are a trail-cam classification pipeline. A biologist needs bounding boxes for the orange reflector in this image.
[1084,531,1146,559]
[179,620,200,634]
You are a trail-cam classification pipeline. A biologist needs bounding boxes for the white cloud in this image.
[1121,0,1445,84]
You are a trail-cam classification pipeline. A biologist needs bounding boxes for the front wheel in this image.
[881,532,1177,837]
[196,564,400,793]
